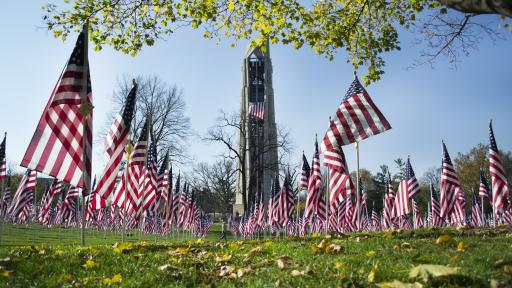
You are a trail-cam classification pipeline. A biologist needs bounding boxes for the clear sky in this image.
[1,1,511,181]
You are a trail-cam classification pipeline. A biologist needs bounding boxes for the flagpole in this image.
[0,132,5,244]
[355,141,360,231]
[80,22,90,246]
[122,158,129,242]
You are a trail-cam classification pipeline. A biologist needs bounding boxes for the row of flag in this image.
[229,75,510,238]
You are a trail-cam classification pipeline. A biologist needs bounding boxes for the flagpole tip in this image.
[132,79,137,86]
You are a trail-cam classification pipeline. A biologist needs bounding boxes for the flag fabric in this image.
[323,143,354,219]
[405,157,420,198]
[1,176,11,219]
[321,76,391,151]
[96,83,137,200]
[479,169,491,199]
[412,199,424,229]
[488,120,510,218]
[0,133,6,180]
[142,142,158,211]
[21,28,93,190]
[305,139,324,222]
[440,142,462,220]
[268,174,280,229]
[383,174,394,229]
[126,122,149,218]
[394,178,410,218]
[430,182,442,227]
[277,173,294,225]
[248,102,264,120]
[300,152,310,190]
[471,193,483,227]
[8,170,37,219]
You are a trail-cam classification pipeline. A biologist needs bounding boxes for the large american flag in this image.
[321,76,391,152]
[21,28,93,190]
[440,142,461,220]
[300,152,310,190]
[0,133,6,180]
[405,157,420,198]
[248,102,265,120]
[488,120,510,218]
[96,83,137,200]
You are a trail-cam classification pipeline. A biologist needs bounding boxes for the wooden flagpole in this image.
[80,22,90,246]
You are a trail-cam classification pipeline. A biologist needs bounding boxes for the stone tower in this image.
[233,45,278,215]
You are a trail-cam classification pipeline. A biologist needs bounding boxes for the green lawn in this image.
[0,226,511,287]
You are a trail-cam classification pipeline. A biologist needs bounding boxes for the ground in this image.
[0,225,512,287]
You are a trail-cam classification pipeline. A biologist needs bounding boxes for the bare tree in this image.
[100,75,191,164]
[190,159,237,215]
[203,110,293,211]
[421,166,442,189]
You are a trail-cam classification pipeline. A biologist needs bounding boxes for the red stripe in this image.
[343,100,367,140]
[353,94,380,136]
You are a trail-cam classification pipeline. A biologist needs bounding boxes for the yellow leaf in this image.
[409,264,460,282]
[54,249,65,256]
[195,239,204,245]
[366,250,377,257]
[62,274,75,281]
[249,246,263,255]
[102,277,112,285]
[1,270,11,278]
[368,264,378,283]
[153,6,161,12]
[335,262,346,269]
[175,247,190,254]
[457,241,467,252]
[436,235,452,244]
[113,242,132,254]
[327,244,343,254]
[83,260,97,269]
[228,0,235,11]
[111,274,122,283]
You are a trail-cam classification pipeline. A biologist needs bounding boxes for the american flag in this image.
[38,179,63,224]
[268,173,280,229]
[177,182,189,228]
[170,172,181,227]
[405,157,420,198]
[430,182,442,227]
[1,176,11,219]
[412,199,424,229]
[488,120,510,219]
[471,193,483,227]
[96,83,137,200]
[22,28,93,190]
[278,173,295,226]
[142,142,158,211]
[321,75,391,152]
[371,204,380,231]
[479,169,491,199]
[323,143,354,220]
[9,169,37,219]
[159,154,171,226]
[126,122,149,219]
[300,152,310,190]
[440,142,461,221]
[0,133,6,180]
[394,177,410,218]
[248,102,265,120]
[305,139,325,222]
[383,174,394,229]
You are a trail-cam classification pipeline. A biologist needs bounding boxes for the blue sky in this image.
[1,1,511,181]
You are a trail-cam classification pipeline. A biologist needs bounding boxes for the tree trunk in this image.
[438,0,512,18]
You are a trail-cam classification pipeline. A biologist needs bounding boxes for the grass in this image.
[0,225,512,287]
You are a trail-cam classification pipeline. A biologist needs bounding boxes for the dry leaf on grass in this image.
[276,256,293,269]
[436,235,452,244]
[249,246,263,255]
[409,264,460,282]
[377,280,423,288]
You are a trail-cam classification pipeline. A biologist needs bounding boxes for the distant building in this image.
[234,45,278,215]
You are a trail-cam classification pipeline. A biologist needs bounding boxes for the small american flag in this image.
[479,169,490,199]
[0,133,6,180]
[8,169,37,219]
[394,178,410,218]
[405,157,420,198]
[22,28,93,190]
[430,182,442,227]
[440,142,461,220]
[471,193,483,227]
[305,139,324,222]
[321,75,391,152]
[248,102,265,120]
[300,152,310,190]
[488,120,510,218]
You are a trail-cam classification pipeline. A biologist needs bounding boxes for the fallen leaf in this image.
[175,247,190,254]
[1,270,11,278]
[237,267,252,277]
[409,264,460,282]
[335,262,346,269]
[366,250,377,257]
[62,274,75,282]
[54,249,65,256]
[377,280,423,288]
[317,239,329,249]
[327,244,343,254]
[159,264,171,271]
[401,242,412,250]
[83,259,97,269]
[111,274,122,283]
[195,239,204,245]
[291,270,304,277]
[436,235,452,244]
[219,265,237,278]
[113,242,132,254]
[215,253,232,263]
[368,263,378,283]
[249,246,263,255]
[457,241,467,252]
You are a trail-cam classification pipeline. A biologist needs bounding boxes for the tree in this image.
[190,159,237,215]
[42,1,510,85]
[421,166,442,189]
[104,75,191,163]
[453,143,488,194]
[203,110,292,211]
